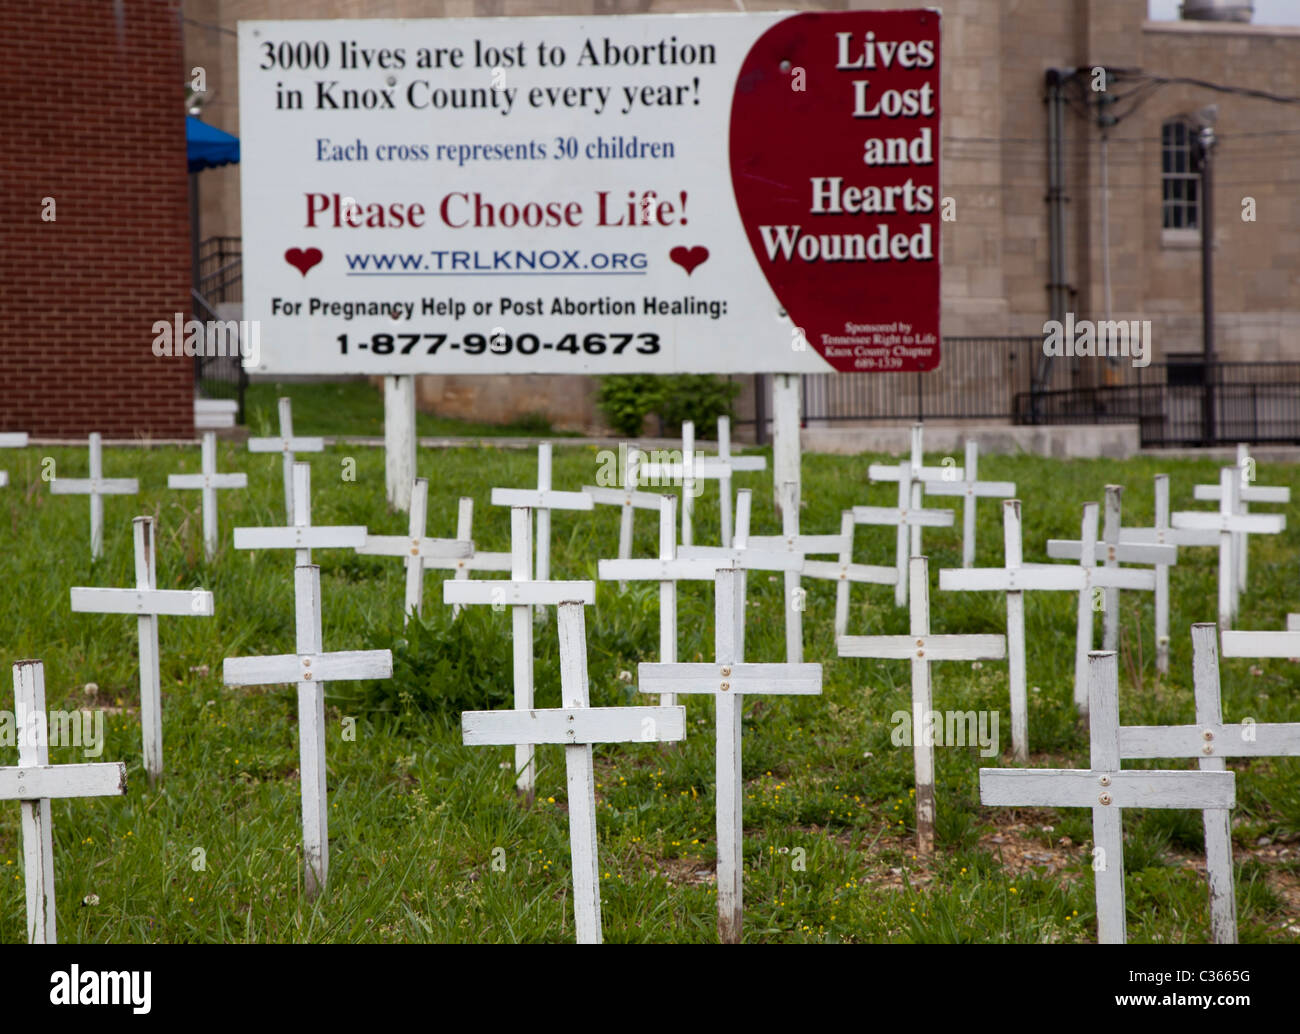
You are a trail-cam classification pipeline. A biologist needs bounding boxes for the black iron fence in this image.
[194,236,246,423]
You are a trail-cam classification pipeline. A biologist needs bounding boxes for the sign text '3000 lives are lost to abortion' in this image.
[238,11,940,375]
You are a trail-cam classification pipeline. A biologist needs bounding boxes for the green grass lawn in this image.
[0,433,1297,943]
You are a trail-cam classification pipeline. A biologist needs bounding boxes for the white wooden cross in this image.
[421,496,512,617]
[70,516,214,785]
[638,417,766,548]
[1,660,127,943]
[233,462,368,567]
[581,447,667,589]
[840,556,1005,853]
[444,506,596,803]
[1098,475,1216,674]
[1123,623,1300,943]
[49,432,139,559]
[981,650,1236,944]
[747,480,848,663]
[639,565,821,943]
[800,509,898,640]
[868,423,963,563]
[463,601,685,943]
[167,432,248,560]
[922,440,1015,568]
[0,431,28,488]
[676,489,805,657]
[1193,445,1290,599]
[1045,485,1177,658]
[1172,467,1285,630]
[355,477,471,621]
[853,461,954,606]
[223,564,392,897]
[247,397,324,520]
[492,442,593,582]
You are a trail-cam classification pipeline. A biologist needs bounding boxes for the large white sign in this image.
[237,12,941,375]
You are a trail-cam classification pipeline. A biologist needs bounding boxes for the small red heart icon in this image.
[285,247,323,277]
[669,246,709,275]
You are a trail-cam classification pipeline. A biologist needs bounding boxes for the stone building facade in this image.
[182,0,1300,431]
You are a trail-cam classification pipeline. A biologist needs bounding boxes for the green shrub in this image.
[596,374,742,437]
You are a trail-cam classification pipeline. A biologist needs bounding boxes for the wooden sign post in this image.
[0,431,29,488]
[492,443,593,582]
[923,440,1015,567]
[1122,623,1300,943]
[1,660,127,943]
[981,650,1236,944]
[800,509,898,640]
[1046,485,1177,657]
[167,432,248,560]
[355,477,471,621]
[853,461,954,606]
[421,496,512,617]
[49,433,139,559]
[639,565,822,943]
[247,397,324,520]
[444,507,596,803]
[463,601,686,943]
[70,516,214,785]
[223,565,393,897]
[234,462,368,567]
[840,556,1006,853]
[1172,467,1285,630]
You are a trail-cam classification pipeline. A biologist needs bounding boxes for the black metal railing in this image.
[194,237,246,423]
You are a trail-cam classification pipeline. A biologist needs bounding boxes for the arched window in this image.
[1161,118,1200,232]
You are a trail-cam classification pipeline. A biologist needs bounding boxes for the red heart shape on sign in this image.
[729,11,941,372]
[669,245,710,275]
[285,247,323,277]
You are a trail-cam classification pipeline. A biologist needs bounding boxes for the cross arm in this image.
[1045,540,1178,565]
[1220,631,1300,657]
[852,505,954,528]
[924,479,1016,498]
[490,488,594,511]
[248,436,325,453]
[167,473,249,490]
[1194,484,1290,504]
[50,478,138,494]
[462,705,687,746]
[676,545,804,571]
[223,649,393,687]
[442,579,596,606]
[979,768,1235,809]
[0,761,127,801]
[746,533,847,555]
[580,485,666,510]
[837,634,1006,661]
[802,559,897,585]
[233,526,369,550]
[70,587,214,617]
[1118,527,1219,548]
[637,662,822,696]
[1171,512,1285,533]
[356,535,473,559]
[868,463,965,483]
[1120,722,1300,759]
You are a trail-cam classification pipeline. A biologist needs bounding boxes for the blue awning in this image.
[187,116,240,172]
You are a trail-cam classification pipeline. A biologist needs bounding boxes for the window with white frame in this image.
[1161,118,1200,232]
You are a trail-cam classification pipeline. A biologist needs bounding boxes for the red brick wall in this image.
[0,0,194,437]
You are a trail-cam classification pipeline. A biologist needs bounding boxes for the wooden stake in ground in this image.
[639,565,821,943]
[841,556,1006,853]
[922,440,1015,568]
[1,660,127,943]
[355,477,471,621]
[49,432,139,559]
[463,601,686,943]
[234,462,368,567]
[69,516,214,785]
[981,650,1235,944]
[1046,485,1176,655]
[247,397,324,521]
[444,506,596,803]
[1121,623,1300,943]
[223,565,392,897]
[421,496,512,617]
[1172,467,1285,630]
[0,431,29,487]
[492,442,593,581]
[167,432,248,560]
[853,461,954,606]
